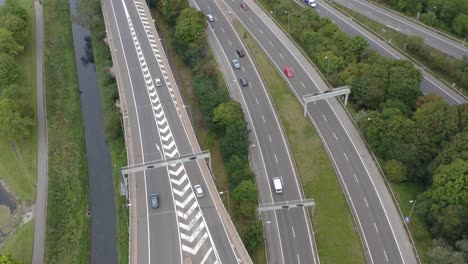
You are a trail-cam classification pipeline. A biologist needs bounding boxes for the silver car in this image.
[207,14,214,22]
[193,185,205,198]
[232,59,240,69]
[154,78,162,87]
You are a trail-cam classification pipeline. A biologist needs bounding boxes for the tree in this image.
[0,53,20,88]
[1,83,33,118]
[220,124,249,160]
[383,159,408,183]
[174,8,207,66]
[387,60,422,108]
[0,28,22,56]
[226,156,254,189]
[0,253,19,264]
[192,73,227,124]
[422,159,468,242]
[427,239,466,264]
[455,239,468,262]
[75,0,103,28]
[457,103,468,132]
[159,0,189,26]
[428,132,468,175]
[414,96,459,164]
[345,36,368,62]
[452,14,468,37]
[0,1,28,22]
[0,97,34,140]
[213,100,245,132]
[359,57,393,109]
[232,180,258,218]
[0,15,28,45]
[242,221,263,254]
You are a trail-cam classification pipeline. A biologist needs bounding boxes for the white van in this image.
[272,177,283,194]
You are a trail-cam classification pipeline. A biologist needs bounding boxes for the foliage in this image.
[419,159,468,242]
[427,239,466,264]
[75,0,102,29]
[213,100,246,131]
[232,180,258,218]
[0,15,29,45]
[383,159,408,183]
[0,28,23,56]
[0,253,19,264]
[192,72,227,125]
[0,53,19,87]
[220,123,249,161]
[0,97,33,140]
[458,104,468,132]
[158,0,189,26]
[242,221,263,254]
[226,156,254,189]
[427,132,468,175]
[174,8,206,66]
[0,0,28,22]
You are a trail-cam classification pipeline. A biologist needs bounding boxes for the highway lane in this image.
[311,1,466,105]
[215,0,419,263]
[193,0,320,263]
[330,0,468,60]
[105,0,248,262]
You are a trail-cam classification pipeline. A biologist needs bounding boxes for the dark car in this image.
[240,2,248,10]
[240,77,249,87]
[151,194,160,209]
[236,48,245,57]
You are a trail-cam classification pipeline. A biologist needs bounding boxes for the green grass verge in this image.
[330,2,467,97]
[234,20,366,264]
[149,9,267,263]
[390,182,432,263]
[43,0,89,262]
[0,221,34,263]
[89,15,129,264]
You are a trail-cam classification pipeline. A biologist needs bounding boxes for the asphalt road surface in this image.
[331,0,468,60]
[102,0,250,263]
[210,0,420,262]
[312,0,466,105]
[192,0,320,263]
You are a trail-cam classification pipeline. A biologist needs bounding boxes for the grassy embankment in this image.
[148,9,268,263]
[43,0,89,262]
[88,8,129,263]
[234,20,366,264]
[0,0,36,262]
[330,2,467,97]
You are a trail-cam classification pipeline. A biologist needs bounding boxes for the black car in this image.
[240,77,248,87]
[151,194,160,209]
[236,48,245,57]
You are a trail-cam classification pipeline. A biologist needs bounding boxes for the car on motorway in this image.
[193,185,205,198]
[232,59,240,69]
[272,177,283,194]
[154,77,163,87]
[236,48,245,57]
[240,2,248,10]
[207,14,214,22]
[151,193,160,209]
[239,77,249,87]
[284,66,294,78]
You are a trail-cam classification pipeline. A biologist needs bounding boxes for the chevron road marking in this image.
[182,233,209,255]
[173,184,192,197]
[175,193,196,208]
[169,165,184,176]
[165,148,178,158]
[181,222,205,243]
[179,211,203,231]
[170,174,188,186]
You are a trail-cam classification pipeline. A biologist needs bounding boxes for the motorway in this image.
[192,0,320,263]
[330,0,468,60]
[311,0,467,105]
[102,0,251,263]
[207,0,420,263]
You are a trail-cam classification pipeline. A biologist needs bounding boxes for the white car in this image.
[232,59,240,69]
[154,78,162,87]
[193,185,205,198]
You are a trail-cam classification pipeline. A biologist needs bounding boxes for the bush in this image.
[383,159,408,183]
[0,53,19,88]
[104,109,123,141]
[242,221,263,254]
